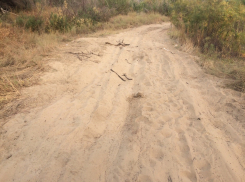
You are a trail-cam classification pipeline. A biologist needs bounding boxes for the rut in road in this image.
[0,23,245,182]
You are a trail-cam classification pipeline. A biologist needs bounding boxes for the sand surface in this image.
[0,23,245,182]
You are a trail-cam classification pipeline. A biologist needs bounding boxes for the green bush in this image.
[98,0,131,14]
[47,13,71,33]
[158,1,172,15]
[16,16,25,27]
[98,7,114,22]
[25,16,43,32]
[78,7,100,24]
[132,2,146,12]
[170,0,245,57]
[78,6,113,23]
[131,0,171,15]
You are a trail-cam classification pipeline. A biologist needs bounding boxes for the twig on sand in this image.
[105,42,113,45]
[67,51,101,60]
[110,69,126,81]
[76,55,82,61]
[90,52,101,56]
[168,176,172,182]
[105,40,130,47]
[87,51,101,57]
[122,73,133,80]
[125,59,132,64]
[67,51,91,59]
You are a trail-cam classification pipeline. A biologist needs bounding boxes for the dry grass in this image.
[197,57,245,92]
[104,12,168,30]
[0,29,63,109]
[168,27,245,92]
[0,12,168,110]
[69,12,169,36]
[168,26,197,53]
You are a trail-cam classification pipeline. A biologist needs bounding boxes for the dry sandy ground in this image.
[0,23,245,182]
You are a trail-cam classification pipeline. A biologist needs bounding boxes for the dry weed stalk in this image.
[2,75,21,95]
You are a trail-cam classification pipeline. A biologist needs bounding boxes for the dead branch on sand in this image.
[122,73,133,80]
[105,39,130,47]
[110,69,126,81]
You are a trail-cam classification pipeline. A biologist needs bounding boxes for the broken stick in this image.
[122,74,133,80]
[67,51,91,59]
[105,42,130,47]
[110,69,126,81]
[125,59,132,64]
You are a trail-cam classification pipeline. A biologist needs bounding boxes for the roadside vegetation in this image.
[167,0,245,92]
[0,0,245,111]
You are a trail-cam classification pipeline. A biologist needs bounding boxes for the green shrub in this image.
[170,0,245,57]
[25,16,43,32]
[16,16,25,27]
[98,7,114,22]
[78,7,100,24]
[132,2,146,12]
[47,13,71,33]
[159,1,172,15]
[98,0,131,14]
[78,6,113,23]
[131,0,172,15]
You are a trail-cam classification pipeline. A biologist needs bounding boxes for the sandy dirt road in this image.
[0,23,245,182]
